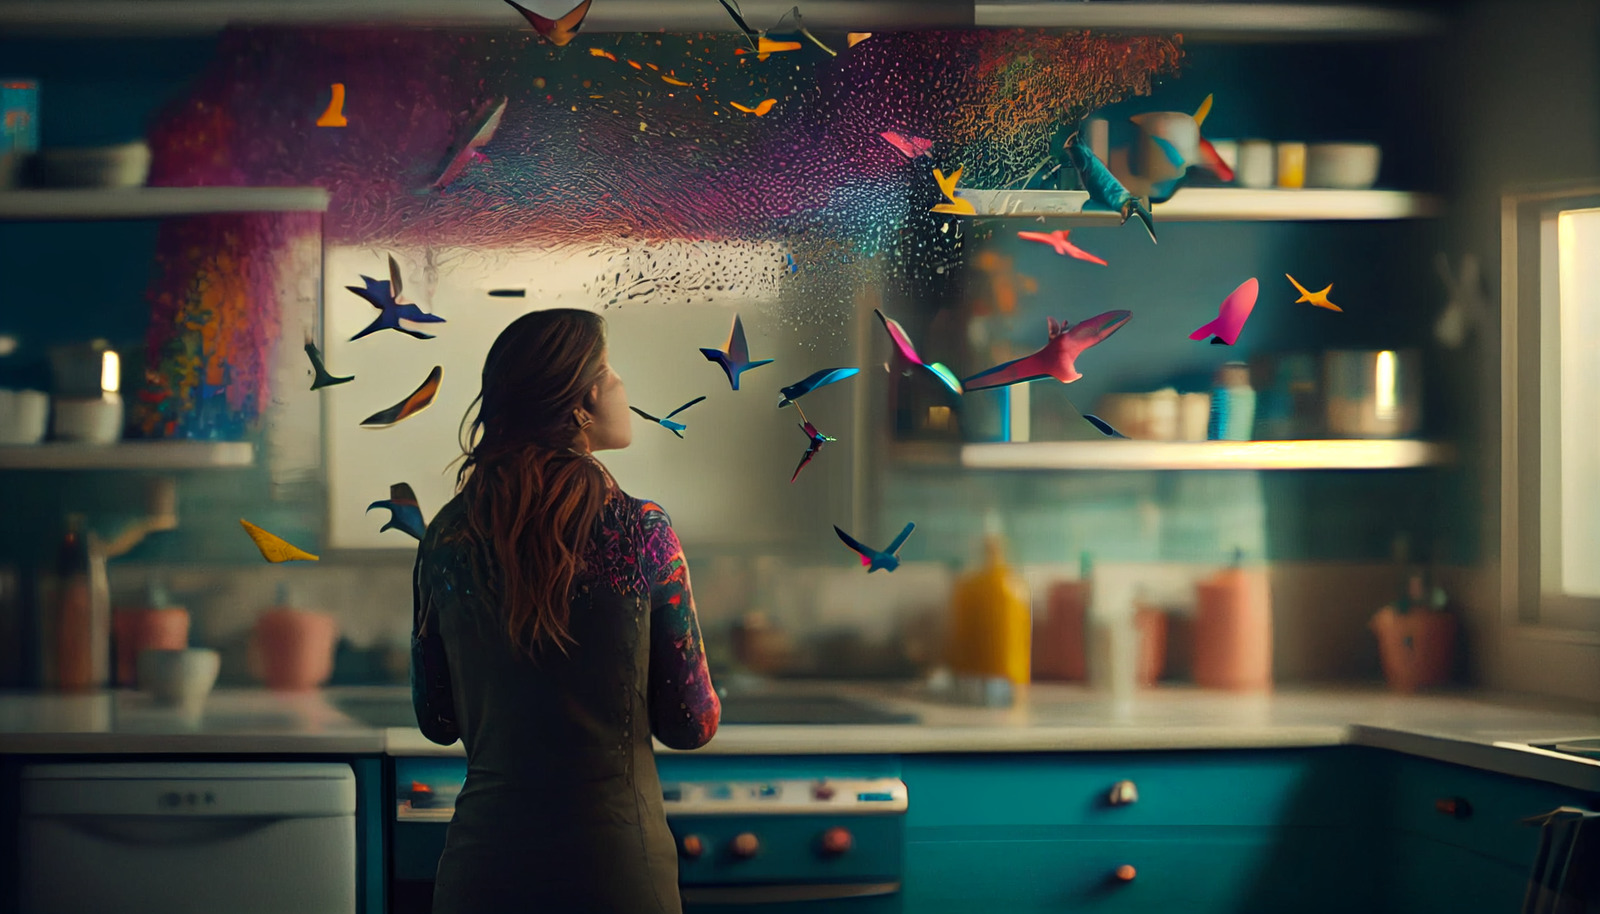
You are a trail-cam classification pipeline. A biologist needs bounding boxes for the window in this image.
[1503,186,1600,632]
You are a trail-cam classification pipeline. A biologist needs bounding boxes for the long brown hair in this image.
[455,308,613,658]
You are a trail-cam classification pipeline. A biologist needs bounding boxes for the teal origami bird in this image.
[367,483,427,541]
[834,522,916,573]
[1066,127,1156,243]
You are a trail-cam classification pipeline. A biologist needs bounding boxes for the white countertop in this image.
[5,683,1600,791]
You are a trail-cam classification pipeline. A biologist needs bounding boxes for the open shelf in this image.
[0,441,255,470]
[973,3,1445,39]
[951,188,1442,221]
[0,187,331,221]
[892,439,1455,471]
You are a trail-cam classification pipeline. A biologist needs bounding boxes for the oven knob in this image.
[819,826,853,857]
[679,835,705,860]
[813,783,836,801]
[729,832,760,859]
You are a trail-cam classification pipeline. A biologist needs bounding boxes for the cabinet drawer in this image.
[1389,756,1597,868]
[905,830,1369,914]
[1382,833,1530,914]
[903,749,1374,829]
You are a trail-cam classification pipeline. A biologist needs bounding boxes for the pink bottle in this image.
[1192,550,1272,691]
[1032,554,1091,682]
[248,585,338,691]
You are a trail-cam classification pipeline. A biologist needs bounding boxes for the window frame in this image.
[1500,183,1600,638]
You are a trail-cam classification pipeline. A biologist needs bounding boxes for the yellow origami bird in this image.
[1286,273,1342,312]
[754,36,802,61]
[931,166,977,215]
[240,519,320,563]
[848,32,872,47]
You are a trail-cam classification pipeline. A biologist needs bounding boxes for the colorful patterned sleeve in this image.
[411,548,461,746]
[642,502,721,750]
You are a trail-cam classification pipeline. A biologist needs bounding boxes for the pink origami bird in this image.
[962,310,1132,390]
[1016,230,1108,266]
[880,131,934,159]
[1188,278,1260,346]
[873,309,962,394]
[431,97,508,190]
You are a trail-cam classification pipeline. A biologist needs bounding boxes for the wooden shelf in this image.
[951,188,1442,221]
[0,187,330,221]
[974,3,1446,39]
[892,439,1455,471]
[0,441,255,470]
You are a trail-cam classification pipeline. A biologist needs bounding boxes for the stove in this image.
[391,756,907,913]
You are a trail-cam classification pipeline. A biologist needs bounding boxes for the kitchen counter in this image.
[4,683,1599,791]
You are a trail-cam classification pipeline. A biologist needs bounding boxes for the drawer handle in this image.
[1435,797,1473,818]
[1107,780,1139,806]
[1113,864,1137,883]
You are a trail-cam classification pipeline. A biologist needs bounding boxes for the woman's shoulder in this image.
[612,489,671,526]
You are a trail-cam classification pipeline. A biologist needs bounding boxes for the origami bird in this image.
[630,396,706,439]
[347,256,447,342]
[962,310,1132,390]
[717,0,835,59]
[431,97,507,190]
[930,166,977,216]
[1016,230,1107,266]
[303,339,353,390]
[367,482,427,541]
[1286,273,1342,312]
[1083,414,1129,438]
[834,522,915,573]
[504,0,591,46]
[1066,128,1156,243]
[778,367,859,408]
[240,519,318,563]
[362,366,442,428]
[873,309,962,394]
[700,314,774,390]
[789,405,836,482]
[1189,278,1260,346]
[881,131,934,159]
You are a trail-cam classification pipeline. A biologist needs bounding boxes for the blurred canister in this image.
[1145,388,1180,441]
[113,596,190,688]
[1033,553,1091,681]
[1235,139,1275,188]
[0,564,24,687]
[1178,392,1211,441]
[1192,550,1272,691]
[1323,349,1421,438]
[37,515,110,691]
[1275,142,1307,189]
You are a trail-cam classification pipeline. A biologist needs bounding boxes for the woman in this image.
[411,308,721,914]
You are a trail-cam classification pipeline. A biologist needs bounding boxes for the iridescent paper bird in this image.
[367,483,427,541]
[347,256,447,341]
[1016,230,1107,266]
[834,522,915,574]
[362,366,442,428]
[630,396,706,439]
[431,97,507,190]
[240,519,319,563]
[1286,273,1342,312]
[962,310,1132,390]
[881,131,934,159]
[504,0,592,46]
[700,314,773,390]
[1066,128,1156,243]
[930,166,976,216]
[304,338,353,390]
[789,404,836,483]
[1189,278,1260,346]
[778,367,859,408]
[873,309,962,394]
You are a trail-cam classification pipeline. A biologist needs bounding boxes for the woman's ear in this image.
[585,384,601,411]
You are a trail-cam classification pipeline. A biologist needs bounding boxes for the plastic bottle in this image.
[1207,362,1256,441]
[948,517,1031,692]
[39,515,110,691]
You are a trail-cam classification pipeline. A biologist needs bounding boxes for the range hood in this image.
[0,1,1444,39]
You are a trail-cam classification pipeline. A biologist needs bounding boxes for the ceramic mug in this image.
[1235,139,1275,188]
[0,389,49,445]
[137,647,220,710]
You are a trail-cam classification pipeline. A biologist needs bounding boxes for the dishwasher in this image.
[19,761,356,914]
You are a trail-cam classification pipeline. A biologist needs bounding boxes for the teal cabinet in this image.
[1381,834,1531,914]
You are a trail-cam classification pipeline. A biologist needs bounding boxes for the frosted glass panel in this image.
[1556,210,1600,597]
[321,245,862,550]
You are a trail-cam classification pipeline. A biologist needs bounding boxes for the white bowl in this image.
[32,141,151,189]
[51,393,123,444]
[137,648,220,710]
[1305,142,1382,189]
[0,389,49,445]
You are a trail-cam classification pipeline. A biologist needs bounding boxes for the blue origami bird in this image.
[700,314,773,391]
[347,256,447,342]
[367,482,427,541]
[1066,127,1156,244]
[630,396,706,439]
[778,367,859,408]
[834,522,916,573]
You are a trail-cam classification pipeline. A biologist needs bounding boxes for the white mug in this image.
[1235,139,1275,189]
[0,389,49,445]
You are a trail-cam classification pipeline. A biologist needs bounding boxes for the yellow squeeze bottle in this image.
[950,530,1031,687]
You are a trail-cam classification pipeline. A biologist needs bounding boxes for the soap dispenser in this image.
[947,512,1031,702]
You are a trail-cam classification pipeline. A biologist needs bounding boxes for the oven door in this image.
[675,812,903,914]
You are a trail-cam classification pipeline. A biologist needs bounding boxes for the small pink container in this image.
[249,607,338,691]
[114,607,190,687]
[1193,566,1273,691]
[1371,607,1457,693]
[1033,580,1088,682]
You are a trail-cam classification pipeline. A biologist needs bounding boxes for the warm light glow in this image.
[100,350,120,394]
[1374,350,1396,419]
[927,406,951,431]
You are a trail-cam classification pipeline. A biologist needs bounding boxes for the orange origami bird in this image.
[1286,273,1343,312]
[731,99,777,116]
[504,0,591,47]
[931,166,976,215]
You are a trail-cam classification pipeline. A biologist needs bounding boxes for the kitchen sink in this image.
[331,691,917,729]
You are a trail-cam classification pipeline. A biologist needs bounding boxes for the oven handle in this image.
[681,881,900,905]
